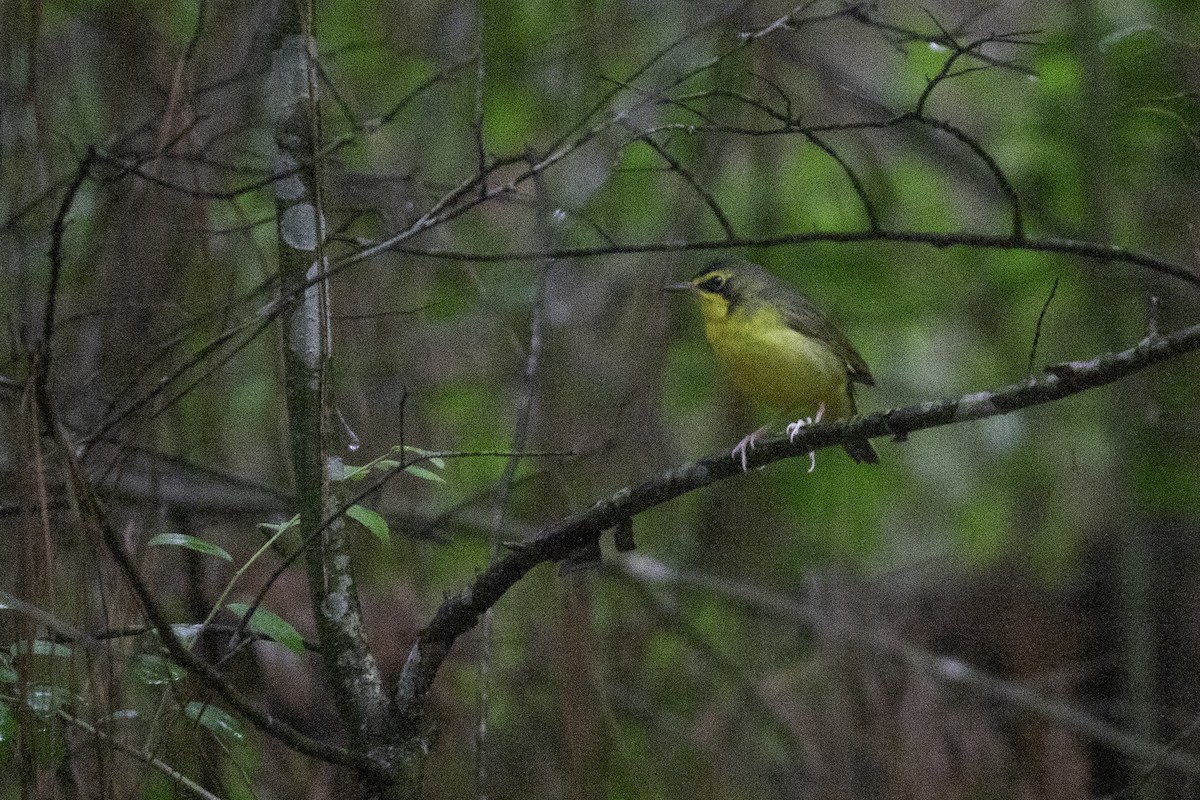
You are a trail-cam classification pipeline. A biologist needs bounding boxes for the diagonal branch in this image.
[395,318,1200,722]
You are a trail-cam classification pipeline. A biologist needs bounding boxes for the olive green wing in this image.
[782,295,875,387]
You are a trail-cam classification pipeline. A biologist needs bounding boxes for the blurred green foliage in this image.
[4,0,1200,798]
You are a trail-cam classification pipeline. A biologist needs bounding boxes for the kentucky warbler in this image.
[666,259,879,470]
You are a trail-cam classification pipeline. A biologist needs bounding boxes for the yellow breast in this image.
[700,301,854,420]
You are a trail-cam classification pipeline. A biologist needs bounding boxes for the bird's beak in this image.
[663,282,693,293]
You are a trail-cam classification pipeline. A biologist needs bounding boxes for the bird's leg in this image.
[731,425,770,472]
[785,403,826,473]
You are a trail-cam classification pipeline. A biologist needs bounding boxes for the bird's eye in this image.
[698,275,726,293]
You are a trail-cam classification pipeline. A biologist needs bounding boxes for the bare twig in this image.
[352,229,1200,290]
[472,14,488,201]
[802,130,880,231]
[847,5,1039,78]
[56,709,226,800]
[918,114,1025,238]
[1027,276,1060,377]
[42,151,94,356]
[624,126,737,239]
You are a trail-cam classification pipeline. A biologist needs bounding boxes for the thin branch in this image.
[42,150,94,355]
[87,58,475,204]
[55,709,226,800]
[128,216,1188,463]
[1103,710,1200,798]
[80,315,275,451]
[847,5,1040,78]
[917,114,1025,238]
[911,19,1039,117]
[802,131,880,231]
[54,425,389,781]
[349,228,1200,290]
[44,621,319,652]
[1027,276,1060,377]
[615,555,1200,778]
[154,0,209,158]
[625,127,737,239]
[633,107,1027,237]
[337,6,853,273]
[538,4,728,157]
[473,12,488,201]
[619,576,802,758]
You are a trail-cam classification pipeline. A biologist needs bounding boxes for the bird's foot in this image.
[785,403,826,473]
[785,418,809,442]
[731,425,769,472]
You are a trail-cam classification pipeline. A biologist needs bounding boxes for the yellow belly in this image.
[705,306,853,420]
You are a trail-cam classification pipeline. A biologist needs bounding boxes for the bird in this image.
[665,258,878,471]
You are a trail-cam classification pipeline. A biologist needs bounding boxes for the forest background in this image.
[3,1,1200,798]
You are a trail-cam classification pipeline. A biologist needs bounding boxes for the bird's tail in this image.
[844,437,879,465]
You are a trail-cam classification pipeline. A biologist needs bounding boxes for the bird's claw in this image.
[730,425,768,472]
[731,434,754,472]
[786,403,825,473]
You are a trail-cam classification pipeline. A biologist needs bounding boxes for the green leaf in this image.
[374,459,402,471]
[25,684,70,717]
[346,504,390,544]
[1097,24,1184,52]
[226,603,305,655]
[170,624,204,648]
[183,702,245,742]
[341,464,370,481]
[399,445,445,469]
[11,640,72,659]
[130,654,186,686]
[148,533,232,562]
[0,701,15,742]
[105,709,140,724]
[405,465,445,483]
[256,515,299,536]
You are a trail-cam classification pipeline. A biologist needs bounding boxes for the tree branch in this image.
[353,228,1200,290]
[396,318,1200,720]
